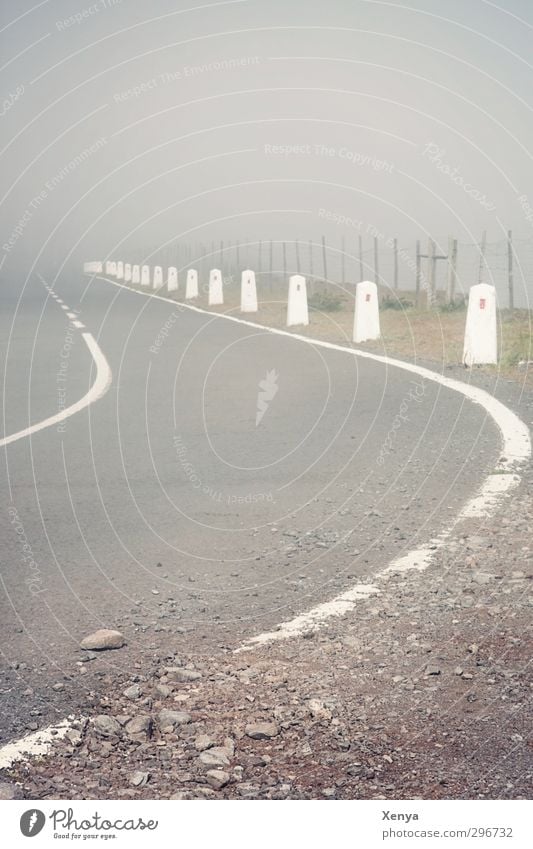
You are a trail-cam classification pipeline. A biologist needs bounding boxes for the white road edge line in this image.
[98,275,531,648]
[0,328,112,448]
[0,717,83,770]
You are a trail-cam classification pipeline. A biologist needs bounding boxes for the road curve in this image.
[0,272,511,742]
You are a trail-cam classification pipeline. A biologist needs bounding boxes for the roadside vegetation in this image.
[122,277,533,386]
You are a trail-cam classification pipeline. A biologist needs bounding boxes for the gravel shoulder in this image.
[4,467,531,800]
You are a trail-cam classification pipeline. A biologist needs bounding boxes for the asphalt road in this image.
[0,273,501,742]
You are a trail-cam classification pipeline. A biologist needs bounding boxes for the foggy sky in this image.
[1,0,533,301]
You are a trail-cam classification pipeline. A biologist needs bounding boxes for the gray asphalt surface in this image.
[0,274,501,742]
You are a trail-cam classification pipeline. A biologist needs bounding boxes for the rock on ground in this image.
[80,630,125,651]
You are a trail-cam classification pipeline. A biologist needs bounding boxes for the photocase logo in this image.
[20,809,46,837]
[256,369,279,426]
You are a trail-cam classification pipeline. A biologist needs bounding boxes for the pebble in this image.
[158,709,191,730]
[206,770,230,790]
[195,734,215,752]
[125,715,152,740]
[65,728,83,747]
[245,722,280,740]
[130,771,150,787]
[123,685,142,700]
[164,667,202,683]
[0,781,23,800]
[80,629,125,651]
[92,715,122,739]
[308,699,332,720]
[199,748,231,768]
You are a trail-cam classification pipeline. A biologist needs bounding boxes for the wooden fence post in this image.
[427,237,435,309]
[478,230,486,284]
[415,240,421,308]
[507,230,514,310]
[446,236,458,303]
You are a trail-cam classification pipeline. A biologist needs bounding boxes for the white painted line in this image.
[55,298,63,303]
[0,716,81,770]
[66,311,77,319]
[60,304,69,310]
[96,274,531,647]
[0,332,112,447]
[236,584,380,649]
[72,320,85,329]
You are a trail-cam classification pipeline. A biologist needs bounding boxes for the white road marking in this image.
[0,295,112,447]
[72,320,85,329]
[239,538,447,649]
[0,716,81,769]
[66,312,77,319]
[236,584,381,649]
[99,274,531,648]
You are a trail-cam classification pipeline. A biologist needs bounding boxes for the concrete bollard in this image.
[185,269,199,299]
[141,265,150,287]
[83,261,102,273]
[240,269,258,312]
[463,283,497,366]
[132,265,140,284]
[153,266,163,289]
[105,261,113,275]
[208,268,223,305]
[287,274,309,326]
[167,267,178,292]
[353,280,380,343]
[109,261,117,277]
[124,263,132,282]
[116,261,124,280]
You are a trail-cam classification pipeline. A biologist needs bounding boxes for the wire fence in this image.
[132,234,533,310]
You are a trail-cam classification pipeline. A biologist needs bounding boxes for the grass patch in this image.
[308,291,345,312]
[380,296,414,310]
[499,312,532,367]
[438,297,466,313]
